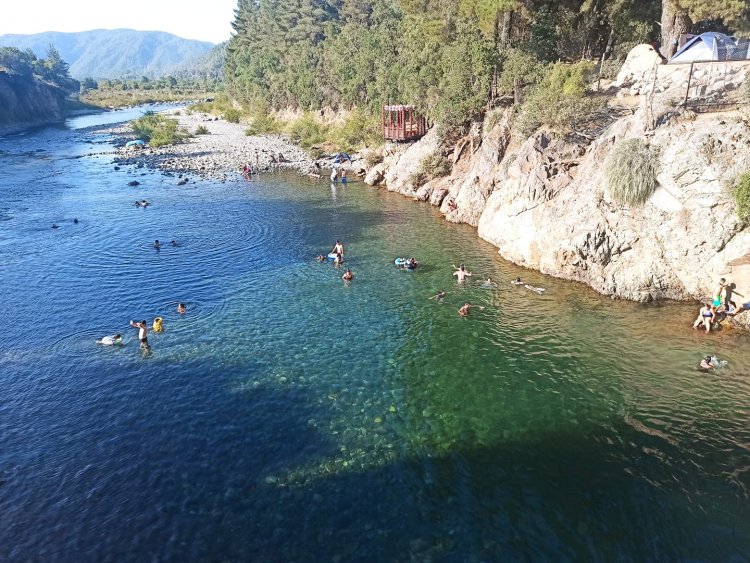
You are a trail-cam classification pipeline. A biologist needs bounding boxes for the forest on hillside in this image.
[0,46,78,93]
[226,0,749,127]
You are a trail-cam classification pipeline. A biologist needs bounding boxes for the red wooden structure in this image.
[382,105,428,141]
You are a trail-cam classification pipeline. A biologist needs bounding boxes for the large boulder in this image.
[615,44,664,89]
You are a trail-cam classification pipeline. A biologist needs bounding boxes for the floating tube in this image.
[327,253,338,260]
[395,258,417,270]
[152,317,163,332]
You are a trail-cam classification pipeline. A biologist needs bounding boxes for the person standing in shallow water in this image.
[452,264,472,283]
[130,319,150,348]
[331,240,344,257]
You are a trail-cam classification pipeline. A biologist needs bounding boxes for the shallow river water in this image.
[1,110,750,561]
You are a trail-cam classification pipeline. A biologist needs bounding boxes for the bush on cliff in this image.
[604,139,660,205]
[733,172,750,220]
[513,60,606,137]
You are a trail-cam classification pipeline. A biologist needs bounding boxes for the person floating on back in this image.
[97,333,122,346]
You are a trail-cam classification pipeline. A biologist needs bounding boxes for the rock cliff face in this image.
[0,72,72,128]
[366,55,750,328]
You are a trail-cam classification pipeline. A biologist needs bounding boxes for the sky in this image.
[0,0,237,43]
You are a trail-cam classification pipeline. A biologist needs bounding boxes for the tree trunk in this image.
[500,11,512,49]
[660,0,691,59]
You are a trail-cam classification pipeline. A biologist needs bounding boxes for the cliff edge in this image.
[367,49,750,329]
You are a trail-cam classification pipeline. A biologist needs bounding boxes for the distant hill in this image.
[174,42,225,82]
[0,29,215,79]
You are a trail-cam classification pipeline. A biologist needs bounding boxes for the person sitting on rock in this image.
[693,301,714,333]
[447,198,457,213]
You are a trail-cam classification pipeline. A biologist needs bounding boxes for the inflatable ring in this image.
[153,317,163,332]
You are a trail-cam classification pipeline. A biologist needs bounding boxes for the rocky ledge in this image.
[365,51,750,330]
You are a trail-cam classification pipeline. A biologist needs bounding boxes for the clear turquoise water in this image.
[2,111,750,561]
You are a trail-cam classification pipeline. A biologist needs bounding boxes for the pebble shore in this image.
[102,110,321,182]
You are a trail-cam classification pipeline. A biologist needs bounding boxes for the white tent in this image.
[669,32,750,64]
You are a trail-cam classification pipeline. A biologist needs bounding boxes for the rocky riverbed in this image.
[102,110,319,182]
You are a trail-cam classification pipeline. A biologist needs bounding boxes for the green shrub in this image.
[362,148,383,168]
[330,110,381,152]
[245,112,282,136]
[604,139,660,205]
[513,60,606,137]
[287,114,329,149]
[194,125,210,135]
[223,108,241,123]
[733,172,750,220]
[130,113,187,147]
[421,152,452,179]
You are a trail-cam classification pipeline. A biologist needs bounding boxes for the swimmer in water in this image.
[483,277,497,287]
[429,290,447,300]
[342,268,353,281]
[153,240,161,250]
[458,303,473,316]
[511,277,524,285]
[524,284,545,294]
[52,224,60,229]
[73,218,79,224]
[699,356,715,370]
[452,264,473,283]
[177,303,187,314]
[333,252,343,267]
[316,255,326,262]
[170,240,178,247]
[130,320,150,349]
[96,333,123,346]
[331,240,345,257]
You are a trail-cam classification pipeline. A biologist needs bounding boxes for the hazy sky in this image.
[1,0,237,43]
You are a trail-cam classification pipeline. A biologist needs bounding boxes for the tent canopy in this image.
[669,32,750,64]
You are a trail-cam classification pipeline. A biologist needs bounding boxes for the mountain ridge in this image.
[0,29,215,79]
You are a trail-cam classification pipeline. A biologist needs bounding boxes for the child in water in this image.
[97,333,123,346]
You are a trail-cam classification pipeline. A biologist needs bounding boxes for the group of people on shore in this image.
[692,277,745,333]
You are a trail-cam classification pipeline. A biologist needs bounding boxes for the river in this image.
[1,107,749,561]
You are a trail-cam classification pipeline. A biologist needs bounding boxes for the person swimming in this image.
[452,264,473,283]
[429,290,447,300]
[177,303,187,314]
[483,277,497,287]
[524,284,545,294]
[316,255,326,262]
[96,333,123,346]
[342,268,353,281]
[333,252,344,266]
[511,277,524,285]
[153,240,161,250]
[458,303,473,316]
[698,356,715,370]
[170,240,178,247]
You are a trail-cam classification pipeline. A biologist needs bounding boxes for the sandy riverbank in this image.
[104,110,326,182]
